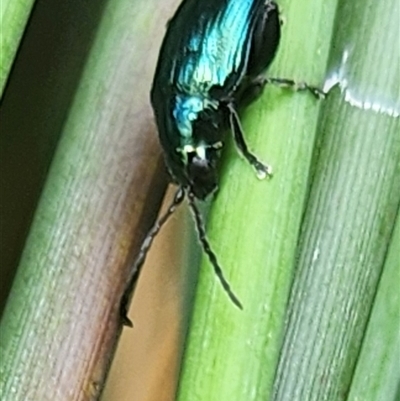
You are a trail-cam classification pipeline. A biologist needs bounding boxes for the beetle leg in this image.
[235,75,268,108]
[265,77,326,99]
[227,104,272,179]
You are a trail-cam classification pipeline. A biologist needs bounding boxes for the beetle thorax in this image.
[173,94,219,138]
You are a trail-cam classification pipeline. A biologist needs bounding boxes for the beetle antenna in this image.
[120,186,185,327]
[187,191,243,309]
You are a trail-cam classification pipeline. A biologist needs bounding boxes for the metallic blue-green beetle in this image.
[151,0,281,199]
[121,1,283,324]
[121,1,291,324]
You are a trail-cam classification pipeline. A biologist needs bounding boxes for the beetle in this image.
[121,0,324,326]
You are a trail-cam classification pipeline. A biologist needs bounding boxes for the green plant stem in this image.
[0,0,174,399]
[347,215,400,401]
[272,0,400,399]
[0,0,36,95]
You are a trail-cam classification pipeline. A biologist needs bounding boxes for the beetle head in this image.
[177,142,222,199]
